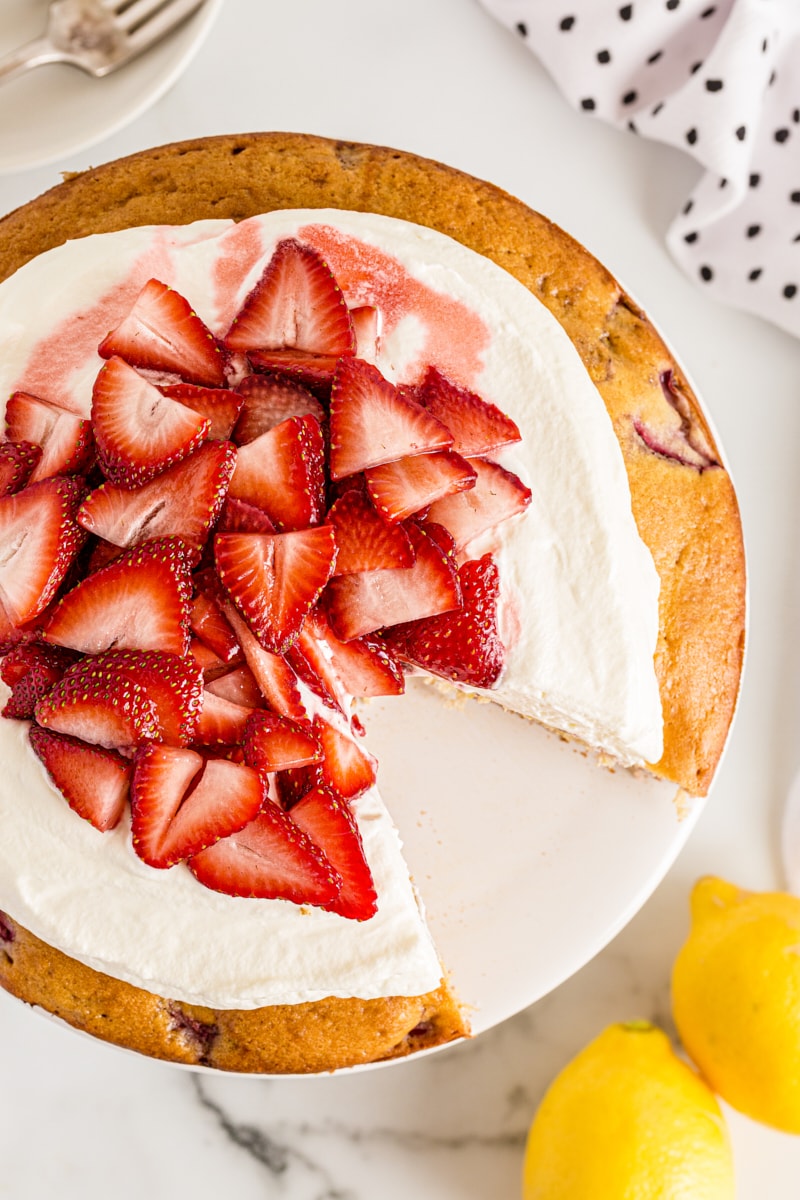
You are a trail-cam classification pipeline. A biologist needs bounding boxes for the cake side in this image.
[0,131,746,796]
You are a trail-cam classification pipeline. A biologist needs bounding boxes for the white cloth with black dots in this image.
[478,0,800,340]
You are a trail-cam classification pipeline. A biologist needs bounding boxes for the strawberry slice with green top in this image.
[131,744,264,869]
[222,604,308,723]
[415,365,522,457]
[0,476,86,635]
[29,727,131,833]
[6,392,94,483]
[291,785,378,920]
[233,372,325,444]
[225,238,356,357]
[43,537,194,657]
[384,554,505,688]
[0,441,42,497]
[365,450,477,524]
[77,440,236,550]
[160,383,243,440]
[312,716,377,800]
[215,525,337,655]
[92,356,211,488]
[242,710,322,773]
[228,414,326,531]
[326,488,415,574]
[324,521,461,641]
[425,457,532,551]
[188,799,342,906]
[99,278,227,387]
[329,358,453,480]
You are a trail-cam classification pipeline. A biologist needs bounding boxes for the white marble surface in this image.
[1,0,800,1193]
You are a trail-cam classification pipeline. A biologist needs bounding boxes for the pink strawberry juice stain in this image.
[297,223,490,388]
[210,218,267,332]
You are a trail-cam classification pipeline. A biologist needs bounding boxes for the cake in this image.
[0,133,745,1074]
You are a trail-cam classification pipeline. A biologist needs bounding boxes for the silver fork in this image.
[0,0,208,85]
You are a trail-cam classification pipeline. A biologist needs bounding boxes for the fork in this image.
[0,0,208,86]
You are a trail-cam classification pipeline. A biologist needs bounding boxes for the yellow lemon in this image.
[522,1021,733,1199]
[673,874,800,1133]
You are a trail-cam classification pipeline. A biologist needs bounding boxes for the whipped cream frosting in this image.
[0,209,663,1008]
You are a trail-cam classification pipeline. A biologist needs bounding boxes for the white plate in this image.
[0,0,223,175]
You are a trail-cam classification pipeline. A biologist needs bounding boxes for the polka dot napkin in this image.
[478,0,800,340]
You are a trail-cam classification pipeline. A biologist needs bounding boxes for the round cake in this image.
[0,133,745,1074]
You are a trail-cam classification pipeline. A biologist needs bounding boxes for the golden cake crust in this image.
[0,132,745,1073]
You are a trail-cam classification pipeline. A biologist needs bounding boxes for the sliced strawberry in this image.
[194,688,256,746]
[131,744,264,869]
[233,373,325,444]
[297,607,404,699]
[2,643,78,719]
[0,441,42,496]
[349,305,382,362]
[415,365,522,457]
[5,392,93,483]
[35,664,161,751]
[222,605,308,723]
[216,496,276,535]
[43,537,193,657]
[99,279,227,387]
[189,637,237,680]
[0,477,86,633]
[204,665,263,708]
[29,727,130,832]
[102,649,203,747]
[227,414,326,531]
[326,488,415,574]
[384,554,504,688]
[329,358,453,480]
[225,238,355,357]
[425,457,532,550]
[247,349,340,397]
[274,764,317,809]
[92,357,210,488]
[291,785,377,920]
[365,450,476,524]
[189,592,239,663]
[215,526,337,655]
[189,800,341,905]
[313,716,377,800]
[77,440,236,550]
[160,383,243,440]
[242,711,322,773]
[324,521,461,641]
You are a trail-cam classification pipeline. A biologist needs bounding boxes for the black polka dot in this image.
[666,0,680,8]
[705,79,723,92]
[652,101,665,116]
[762,38,768,53]
[619,4,633,19]
[784,284,798,299]
[690,61,702,74]
[794,234,800,243]
[794,109,800,123]
[515,22,528,36]
[769,70,777,87]
[647,50,663,64]
[747,224,762,238]
[735,125,746,141]
[683,199,694,215]
[581,98,596,111]
[623,90,638,105]
[699,265,713,282]
[701,5,716,15]
[775,128,791,144]
[686,127,698,145]
[597,49,611,64]
[719,177,728,189]
[684,231,699,244]
[559,15,576,31]
[627,120,638,134]
[748,268,763,281]
[791,191,800,203]
[749,173,760,187]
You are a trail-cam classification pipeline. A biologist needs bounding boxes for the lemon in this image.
[673,874,800,1133]
[522,1021,733,1199]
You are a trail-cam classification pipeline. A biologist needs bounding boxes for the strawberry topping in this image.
[5,392,93,483]
[0,441,42,497]
[365,450,477,524]
[233,372,325,443]
[326,488,415,574]
[29,727,130,832]
[228,414,326,531]
[414,365,522,457]
[242,711,322,773]
[425,456,532,550]
[160,383,243,440]
[291,785,378,920]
